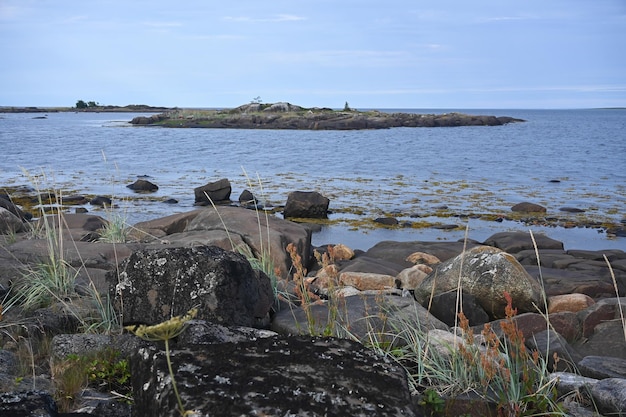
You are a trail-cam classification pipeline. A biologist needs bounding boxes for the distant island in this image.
[130,102,525,130]
[0,104,172,113]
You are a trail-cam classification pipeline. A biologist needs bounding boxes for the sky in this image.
[1,0,625,109]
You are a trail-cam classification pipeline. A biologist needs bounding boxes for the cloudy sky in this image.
[1,0,625,109]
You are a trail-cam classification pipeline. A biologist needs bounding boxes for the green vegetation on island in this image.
[0,100,172,113]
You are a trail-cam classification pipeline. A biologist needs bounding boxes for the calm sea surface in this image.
[1,109,625,251]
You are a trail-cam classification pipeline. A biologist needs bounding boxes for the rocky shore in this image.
[0,182,625,416]
[129,102,525,130]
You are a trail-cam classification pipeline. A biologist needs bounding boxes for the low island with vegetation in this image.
[0,100,172,113]
[130,101,525,130]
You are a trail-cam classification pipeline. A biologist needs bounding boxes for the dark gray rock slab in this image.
[524,265,617,298]
[578,356,626,379]
[525,329,582,372]
[271,294,448,344]
[0,390,57,417]
[591,377,626,414]
[338,255,406,276]
[483,231,564,253]
[573,320,626,360]
[363,240,477,267]
[130,336,419,417]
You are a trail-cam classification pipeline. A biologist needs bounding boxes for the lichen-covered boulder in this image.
[413,245,544,318]
[109,245,273,328]
[0,390,57,416]
[130,336,418,417]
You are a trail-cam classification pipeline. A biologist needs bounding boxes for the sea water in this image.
[1,109,624,251]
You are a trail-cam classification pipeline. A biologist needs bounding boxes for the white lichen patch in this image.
[189,279,212,300]
[115,272,134,294]
[178,363,201,374]
[213,375,231,385]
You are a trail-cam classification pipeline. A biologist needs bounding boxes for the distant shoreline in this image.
[0,104,172,113]
[1,105,623,114]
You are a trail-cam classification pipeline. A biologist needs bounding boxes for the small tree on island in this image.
[75,100,100,109]
[343,101,352,111]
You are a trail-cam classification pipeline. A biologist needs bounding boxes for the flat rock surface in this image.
[132,336,419,417]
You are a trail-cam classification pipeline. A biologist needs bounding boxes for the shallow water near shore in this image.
[311,218,621,252]
[1,109,624,252]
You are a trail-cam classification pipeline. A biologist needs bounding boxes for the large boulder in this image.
[413,245,544,318]
[109,245,273,328]
[183,205,312,277]
[193,178,232,204]
[130,336,418,417]
[283,191,329,219]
